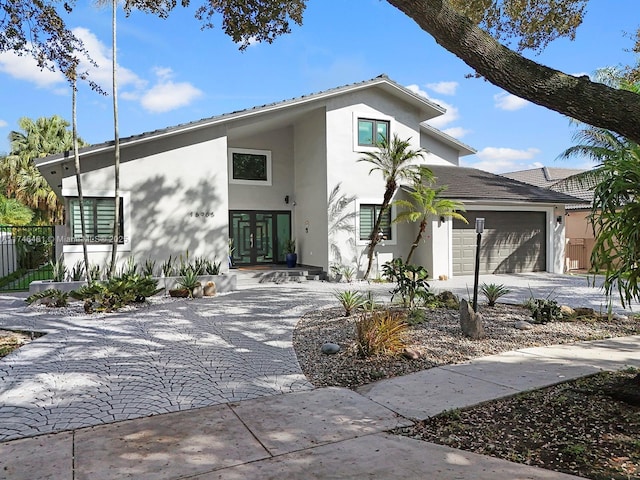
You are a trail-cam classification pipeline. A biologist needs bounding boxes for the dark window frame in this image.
[358,118,390,147]
[68,197,124,244]
[359,204,392,241]
[231,152,269,182]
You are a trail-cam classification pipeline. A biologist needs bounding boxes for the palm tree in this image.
[557,68,640,307]
[0,116,86,223]
[357,134,428,279]
[0,194,33,225]
[394,180,467,264]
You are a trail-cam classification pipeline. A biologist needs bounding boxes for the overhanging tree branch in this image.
[385,0,640,145]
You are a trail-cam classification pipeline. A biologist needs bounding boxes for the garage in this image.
[452,210,546,275]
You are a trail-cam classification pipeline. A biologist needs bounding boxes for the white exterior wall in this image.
[323,88,457,276]
[228,126,295,211]
[294,108,328,269]
[61,127,229,272]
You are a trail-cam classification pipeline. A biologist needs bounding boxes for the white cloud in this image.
[0,50,65,88]
[0,120,7,128]
[425,81,458,95]
[494,92,530,111]
[73,27,146,92]
[406,84,459,128]
[140,68,203,113]
[462,147,542,173]
[442,126,471,138]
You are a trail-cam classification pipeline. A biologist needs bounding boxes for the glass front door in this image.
[230,211,291,265]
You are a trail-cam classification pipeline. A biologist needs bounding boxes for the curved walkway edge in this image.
[2,334,638,480]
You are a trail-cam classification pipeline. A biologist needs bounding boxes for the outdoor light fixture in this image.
[285,195,290,204]
[556,215,563,225]
[472,217,485,311]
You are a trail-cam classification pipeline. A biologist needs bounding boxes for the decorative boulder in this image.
[514,320,534,330]
[560,305,575,317]
[321,342,341,355]
[459,299,486,340]
[402,347,421,360]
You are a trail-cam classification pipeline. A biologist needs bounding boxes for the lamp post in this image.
[472,217,485,312]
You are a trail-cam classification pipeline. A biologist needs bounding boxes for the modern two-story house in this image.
[35,75,580,279]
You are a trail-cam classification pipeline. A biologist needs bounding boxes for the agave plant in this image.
[480,283,511,306]
[334,290,367,316]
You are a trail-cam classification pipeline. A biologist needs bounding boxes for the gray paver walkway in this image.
[0,284,390,442]
[0,273,638,479]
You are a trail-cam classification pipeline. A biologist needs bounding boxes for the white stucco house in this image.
[35,75,581,279]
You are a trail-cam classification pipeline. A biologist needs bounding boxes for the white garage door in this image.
[452,211,546,275]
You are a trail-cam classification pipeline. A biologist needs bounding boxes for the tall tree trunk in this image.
[405,218,427,264]
[363,184,395,280]
[385,0,640,145]
[109,0,121,277]
[71,69,91,283]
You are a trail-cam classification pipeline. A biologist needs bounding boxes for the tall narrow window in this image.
[359,204,392,241]
[68,197,124,244]
[358,119,390,146]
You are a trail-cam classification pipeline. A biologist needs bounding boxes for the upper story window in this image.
[228,148,272,186]
[358,119,389,147]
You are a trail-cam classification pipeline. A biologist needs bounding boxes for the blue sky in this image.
[0,0,637,173]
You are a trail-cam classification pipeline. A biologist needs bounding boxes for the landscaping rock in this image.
[612,313,629,321]
[514,320,533,330]
[574,307,596,318]
[459,299,486,340]
[560,305,575,316]
[321,342,341,355]
[402,348,421,360]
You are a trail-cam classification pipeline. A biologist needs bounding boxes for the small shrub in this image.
[161,256,175,277]
[382,258,430,309]
[26,289,70,307]
[177,267,201,298]
[526,298,563,324]
[142,259,156,277]
[70,261,85,281]
[481,283,511,306]
[71,273,162,312]
[334,290,366,316]
[49,254,67,282]
[203,258,221,275]
[355,310,408,357]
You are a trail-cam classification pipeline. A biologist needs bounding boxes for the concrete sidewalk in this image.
[2,334,638,480]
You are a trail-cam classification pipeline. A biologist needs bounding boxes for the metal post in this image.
[472,218,485,312]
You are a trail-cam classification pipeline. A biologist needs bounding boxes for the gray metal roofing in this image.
[38,74,447,165]
[426,165,584,204]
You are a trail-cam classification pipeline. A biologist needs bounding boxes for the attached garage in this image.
[452,210,546,275]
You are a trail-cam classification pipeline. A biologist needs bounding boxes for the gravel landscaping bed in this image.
[293,303,640,389]
[394,369,640,480]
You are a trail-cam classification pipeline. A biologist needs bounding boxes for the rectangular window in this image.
[358,119,390,146]
[359,204,392,241]
[68,197,124,244]
[228,148,272,185]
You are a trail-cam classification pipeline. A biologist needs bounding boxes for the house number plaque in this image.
[189,212,216,218]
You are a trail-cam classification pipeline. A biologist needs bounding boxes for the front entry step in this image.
[233,266,327,285]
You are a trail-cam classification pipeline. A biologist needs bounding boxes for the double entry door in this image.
[229,211,291,265]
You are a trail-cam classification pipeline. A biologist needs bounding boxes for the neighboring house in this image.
[502,167,595,271]
[35,75,580,279]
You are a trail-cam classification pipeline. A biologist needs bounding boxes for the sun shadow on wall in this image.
[129,175,227,263]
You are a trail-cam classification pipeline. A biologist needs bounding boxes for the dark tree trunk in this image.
[385,0,640,145]
[406,218,427,264]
